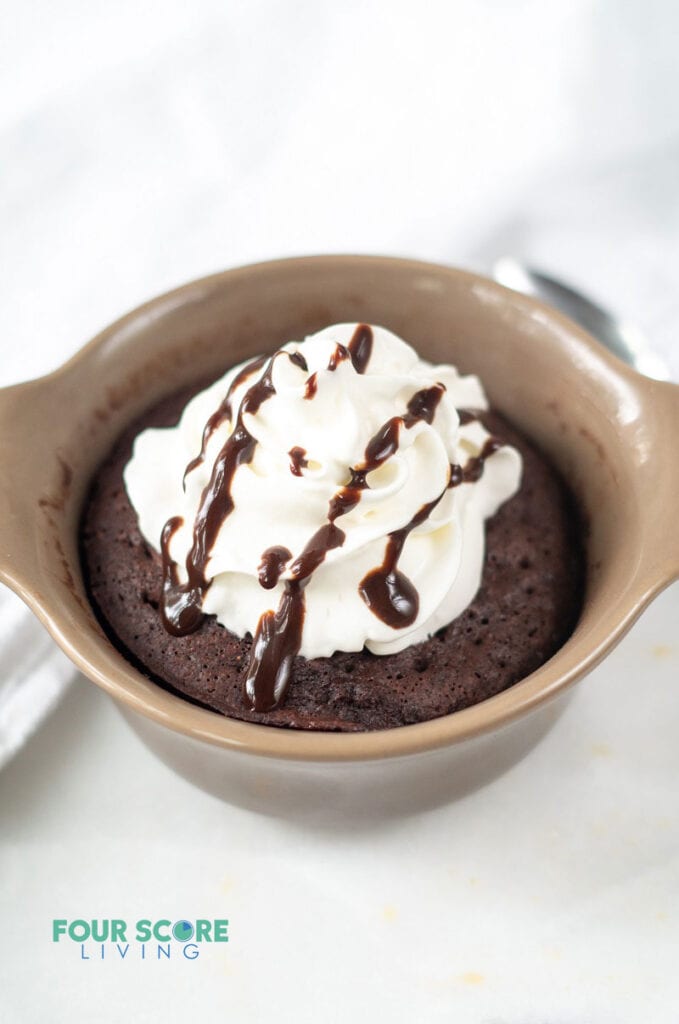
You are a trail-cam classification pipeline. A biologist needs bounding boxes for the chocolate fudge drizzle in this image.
[327,343,350,371]
[160,515,204,635]
[160,349,303,635]
[358,434,503,628]
[243,326,376,710]
[288,446,309,477]
[244,379,444,710]
[304,373,318,400]
[158,324,503,714]
[258,545,293,589]
[328,383,444,520]
[163,333,371,633]
[301,325,372,400]
[182,354,268,485]
[359,496,444,629]
[346,323,373,373]
[448,437,503,488]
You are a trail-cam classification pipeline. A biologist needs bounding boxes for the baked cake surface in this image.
[81,383,584,731]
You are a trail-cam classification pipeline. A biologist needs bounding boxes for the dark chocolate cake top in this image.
[82,327,583,732]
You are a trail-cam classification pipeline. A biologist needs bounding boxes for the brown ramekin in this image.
[1,257,677,821]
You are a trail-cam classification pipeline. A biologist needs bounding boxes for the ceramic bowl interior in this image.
[1,256,678,764]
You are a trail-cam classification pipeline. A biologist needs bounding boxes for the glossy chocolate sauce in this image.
[182,354,267,484]
[158,325,503,714]
[359,496,443,628]
[449,437,503,488]
[327,343,350,371]
[244,522,346,710]
[358,434,503,628]
[302,325,373,402]
[328,384,444,521]
[160,515,204,635]
[242,580,305,713]
[346,323,373,373]
[258,545,292,589]
[304,373,318,400]
[244,380,445,710]
[160,350,301,635]
[288,446,309,477]
[243,326,376,710]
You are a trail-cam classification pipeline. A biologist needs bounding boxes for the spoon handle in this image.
[492,258,670,382]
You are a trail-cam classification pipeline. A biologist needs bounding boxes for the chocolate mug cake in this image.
[81,323,583,731]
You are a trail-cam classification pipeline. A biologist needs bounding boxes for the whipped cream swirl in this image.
[124,324,522,711]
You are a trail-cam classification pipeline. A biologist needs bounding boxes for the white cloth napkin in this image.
[0,591,75,769]
[1,0,677,768]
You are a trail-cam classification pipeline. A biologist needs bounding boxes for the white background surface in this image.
[1,1,679,1020]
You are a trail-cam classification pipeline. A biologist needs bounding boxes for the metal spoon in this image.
[492,257,670,381]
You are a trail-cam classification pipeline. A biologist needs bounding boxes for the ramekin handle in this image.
[0,376,54,601]
[644,378,679,586]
